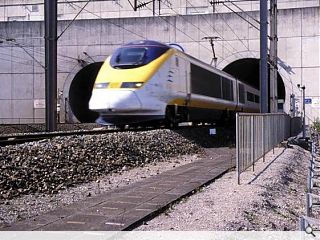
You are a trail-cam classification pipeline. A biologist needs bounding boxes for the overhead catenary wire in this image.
[213,5,256,58]
[137,0,223,58]
[58,0,93,39]
[0,36,77,65]
[186,0,255,60]
[0,37,83,72]
[154,0,227,56]
[64,0,146,39]
[0,0,319,8]
[221,2,259,31]
[0,36,45,69]
[225,0,260,25]
[69,0,217,57]
[186,0,244,57]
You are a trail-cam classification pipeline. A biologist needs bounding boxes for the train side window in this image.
[255,95,260,103]
[238,84,245,104]
[175,57,179,67]
[247,92,254,102]
[222,77,233,101]
[230,83,234,101]
[190,64,221,98]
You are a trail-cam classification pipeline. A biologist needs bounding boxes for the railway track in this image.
[0,127,157,146]
[0,123,220,147]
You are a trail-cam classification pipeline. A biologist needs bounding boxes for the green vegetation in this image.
[312,118,320,133]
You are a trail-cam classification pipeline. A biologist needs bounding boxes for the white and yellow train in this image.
[89,40,260,126]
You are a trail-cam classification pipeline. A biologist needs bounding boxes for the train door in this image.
[165,55,190,124]
[168,56,188,96]
[184,60,191,107]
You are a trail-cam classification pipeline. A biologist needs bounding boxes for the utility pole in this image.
[270,0,278,113]
[260,0,268,113]
[45,0,58,132]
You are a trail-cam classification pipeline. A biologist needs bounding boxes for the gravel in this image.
[137,145,310,231]
[0,126,237,227]
[0,129,203,200]
[0,126,308,231]
[0,154,200,227]
[0,123,101,135]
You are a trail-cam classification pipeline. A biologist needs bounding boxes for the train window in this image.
[247,92,254,102]
[255,95,260,103]
[222,77,234,101]
[190,64,221,98]
[110,45,169,69]
[238,84,245,104]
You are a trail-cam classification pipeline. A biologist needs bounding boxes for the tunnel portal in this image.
[222,58,286,107]
[68,62,103,123]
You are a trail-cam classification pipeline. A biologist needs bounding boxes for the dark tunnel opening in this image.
[68,62,103,123]
[222,58,285,109]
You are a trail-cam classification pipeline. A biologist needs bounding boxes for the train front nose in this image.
[89,90,142,112]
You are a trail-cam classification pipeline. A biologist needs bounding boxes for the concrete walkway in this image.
[3,148,235,231]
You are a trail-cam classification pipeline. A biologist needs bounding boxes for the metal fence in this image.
[300,139,320,232]
[236,113,301,184]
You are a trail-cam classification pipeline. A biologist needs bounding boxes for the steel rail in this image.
[0,124,217,147]
[0,127,156,146]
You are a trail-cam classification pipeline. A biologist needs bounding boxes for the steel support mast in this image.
[45,0,58,132]
[260,0,268,113]
[270,0,278,112]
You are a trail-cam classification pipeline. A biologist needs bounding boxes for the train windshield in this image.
[110,46,169,69]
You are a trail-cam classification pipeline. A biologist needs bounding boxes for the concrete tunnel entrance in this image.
[68,62,103,123]
[222,58,285,110]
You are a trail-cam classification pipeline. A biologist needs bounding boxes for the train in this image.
[89,40,260,126]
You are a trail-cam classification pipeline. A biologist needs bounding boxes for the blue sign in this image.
[305,98,312,104]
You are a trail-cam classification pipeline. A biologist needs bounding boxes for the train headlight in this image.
[94,83,109,89]
[121,82,144,88]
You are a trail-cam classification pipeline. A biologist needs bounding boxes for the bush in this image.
[312,118,320,133]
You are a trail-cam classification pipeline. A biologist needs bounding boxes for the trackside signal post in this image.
[45,0,58,132]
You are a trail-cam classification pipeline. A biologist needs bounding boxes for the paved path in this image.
[3,148,235,231]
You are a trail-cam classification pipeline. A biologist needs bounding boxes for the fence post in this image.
[236,113,240,185]
[262,115,265,162]
[251,116,255,171]
[299,217,306,231]
[272,115,275,154]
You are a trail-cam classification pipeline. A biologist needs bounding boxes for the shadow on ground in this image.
[174,126,236,148]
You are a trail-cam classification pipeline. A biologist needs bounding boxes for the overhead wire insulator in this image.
[209,0,222,12]
[136,2,149,9]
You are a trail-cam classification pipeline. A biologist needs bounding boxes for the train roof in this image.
[123,40,170,48]
[120,40,257,89]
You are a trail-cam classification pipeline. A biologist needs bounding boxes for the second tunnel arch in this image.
[222,58,286,109]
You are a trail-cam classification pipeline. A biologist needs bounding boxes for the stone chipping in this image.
[0,123,101,135]
[0,129,203,200]
[0,126,309,231]
[137,146,310,231]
